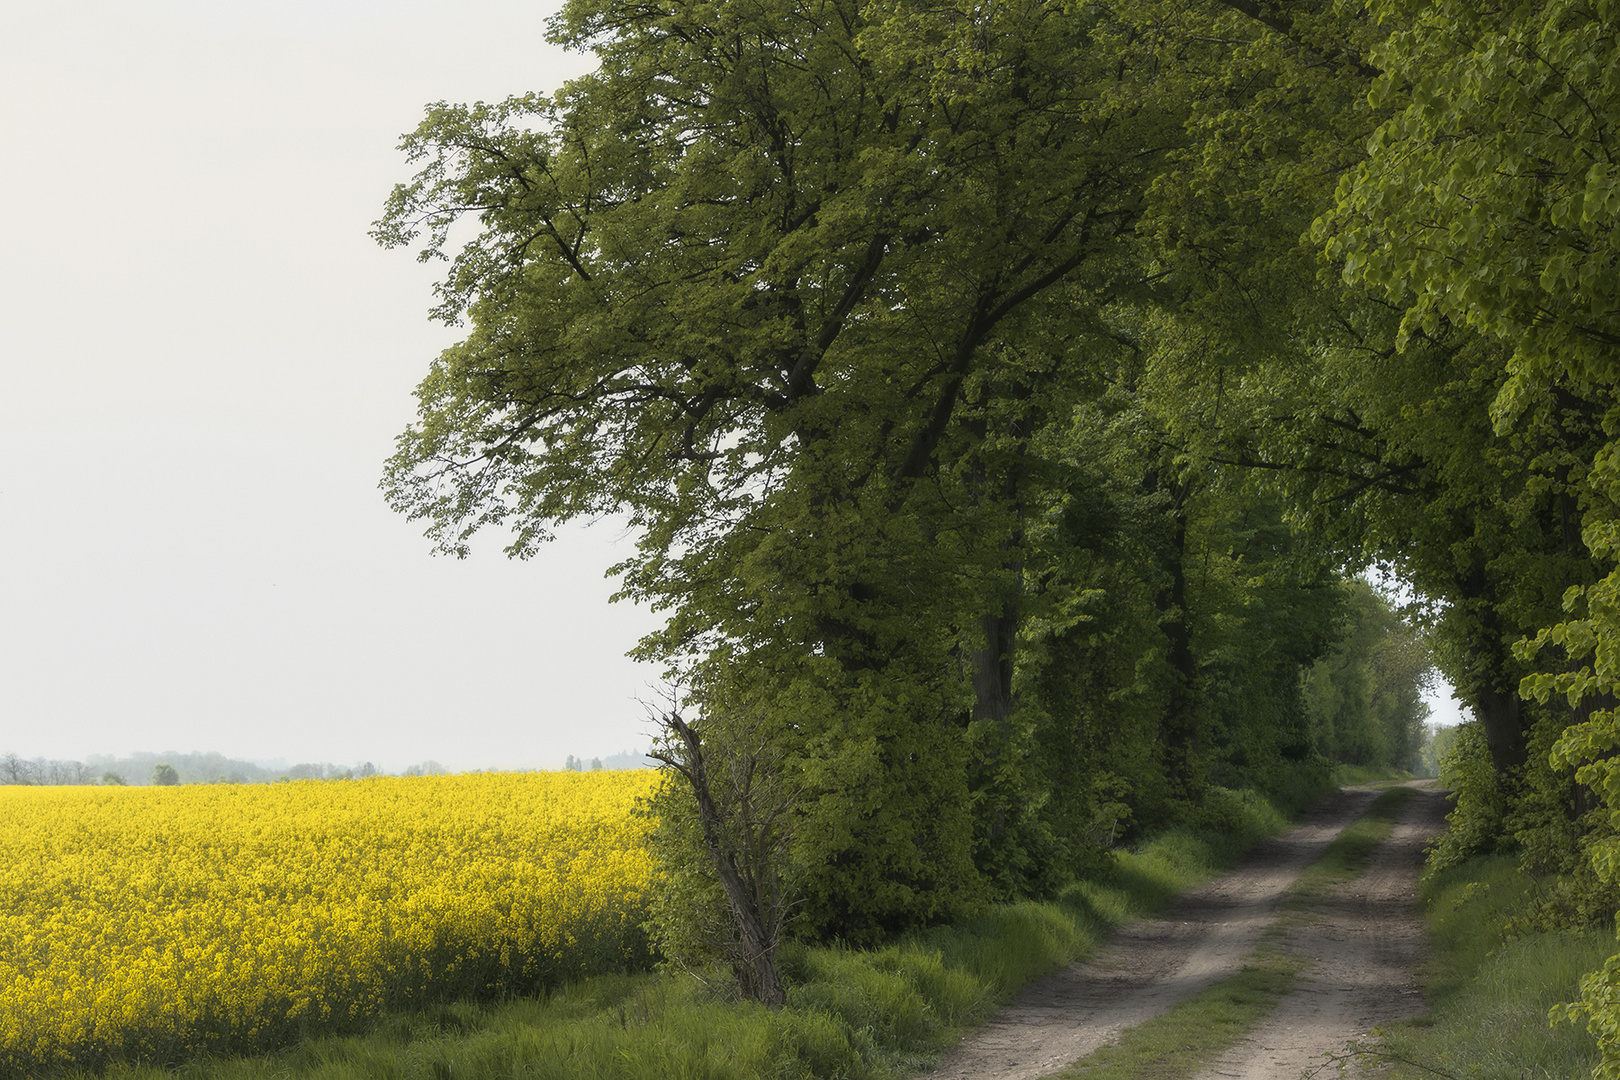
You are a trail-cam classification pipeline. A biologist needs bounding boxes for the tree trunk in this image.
[654,713,788,1007]
[1473,681,1527,775]
[1154,492,1200,796]
[1454,563,1530,775]
[970,605,1018,729]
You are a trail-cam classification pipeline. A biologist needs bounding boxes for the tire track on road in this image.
[1190,785,1447,1080]
[926,788,1391,1080]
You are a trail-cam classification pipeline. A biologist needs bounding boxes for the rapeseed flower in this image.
[0,770,657,1075]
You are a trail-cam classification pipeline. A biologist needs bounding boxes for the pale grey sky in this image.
[0,0,667,772]
[1423,685,1469,728]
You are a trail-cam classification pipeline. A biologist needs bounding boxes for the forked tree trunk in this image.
[654,712,788,1007]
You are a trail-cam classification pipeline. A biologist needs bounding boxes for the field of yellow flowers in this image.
[0,770,659,1076]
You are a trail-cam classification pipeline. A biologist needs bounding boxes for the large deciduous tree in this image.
[377,0,1180,941]
[1317,0,1620,741]
[1117,0,1606,783]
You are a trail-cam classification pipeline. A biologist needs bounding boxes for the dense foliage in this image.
[376,0,1394,954]
[1303,578,1432,772]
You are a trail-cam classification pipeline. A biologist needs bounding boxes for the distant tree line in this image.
[566,750,657,773]
[0,748,656,785]
[0,754,101,786]
[0,751,376,786]
[1,752,387,786]
[1301,579,1434,773]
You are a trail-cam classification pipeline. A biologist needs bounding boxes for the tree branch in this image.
[1206,0,1382,80]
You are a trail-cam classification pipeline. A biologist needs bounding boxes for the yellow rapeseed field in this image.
[0,770,659,1075]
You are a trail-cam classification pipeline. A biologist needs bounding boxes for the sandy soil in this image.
[925,784,1450,1080]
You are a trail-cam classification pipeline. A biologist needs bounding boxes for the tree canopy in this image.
[379,0,1202,938]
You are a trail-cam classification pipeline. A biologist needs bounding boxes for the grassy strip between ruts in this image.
[1048,951,1307,1080]
[1287,784,1416,900]
[1046,784,1417,1080]
[67,784,1320,1080]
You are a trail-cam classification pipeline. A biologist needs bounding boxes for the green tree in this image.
[375,0,1462,962]
[377,0,1189,942]
[1103,0,1607,784]
[1302,579,1433,770]
[151,763,180,786]
[1417,722,1459,779]
[1315,0,1620,742]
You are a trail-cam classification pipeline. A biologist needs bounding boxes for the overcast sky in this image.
[0,2,1468,776]
[0,0,676,773]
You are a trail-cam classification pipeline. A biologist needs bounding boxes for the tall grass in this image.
[1377,854,1614,1080]
[1332,763,1415,786]
[75,785,1312,1080]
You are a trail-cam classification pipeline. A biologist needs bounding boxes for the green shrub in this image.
[1427,721,1513,874]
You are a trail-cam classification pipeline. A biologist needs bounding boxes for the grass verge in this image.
[73,785,1322,1080]
[1332,763,1416,787]
[1369,854,1614,1080]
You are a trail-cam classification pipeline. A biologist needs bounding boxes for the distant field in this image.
[0,771,659,1076]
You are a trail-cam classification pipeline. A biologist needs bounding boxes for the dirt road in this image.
[927,785,1450,1080]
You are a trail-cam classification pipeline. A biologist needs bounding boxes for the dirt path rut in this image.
[926,785,1449,1080]
[1191,785,1448,1080]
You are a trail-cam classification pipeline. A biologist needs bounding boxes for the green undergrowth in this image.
[78,784,1315,1080]
[1373,853,1615,1080]
[1333,762,1416,787]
